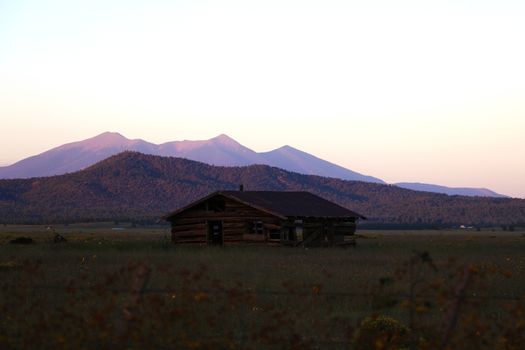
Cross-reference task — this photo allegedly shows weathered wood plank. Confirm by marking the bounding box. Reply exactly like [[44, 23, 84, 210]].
[[224, 237, 244, 242], [172, 229, 206, 236], [242, 233, 266, 241], [223, 222, 248, 228], [173, 230, 206, 237], [170, 218, 206, 225], [175, 210, 212, 218], [172, 223, 206, 231], [174, 239, 207, 244], [262, 223, 282, 230], [223, 233, 243, 238], [175, 233, 207, 239], [223, 230, 246, 237]]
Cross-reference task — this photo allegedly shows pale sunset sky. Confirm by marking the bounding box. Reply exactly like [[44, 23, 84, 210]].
[[0, 0, 524, 197]]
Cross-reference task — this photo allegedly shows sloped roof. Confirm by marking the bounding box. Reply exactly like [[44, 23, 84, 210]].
[[165, 191, 364, 220]]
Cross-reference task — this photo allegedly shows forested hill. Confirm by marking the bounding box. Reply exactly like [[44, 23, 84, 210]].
[[0, 152, 523, 226]]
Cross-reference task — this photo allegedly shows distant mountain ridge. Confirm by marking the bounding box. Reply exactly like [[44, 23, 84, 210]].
[[0, 132, 383, 183], [0, 132, 508, 198], [0, 152, 522, 225], [395, 183, 508, 198]]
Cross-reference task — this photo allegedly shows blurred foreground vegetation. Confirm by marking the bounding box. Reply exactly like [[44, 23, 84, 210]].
[[1, 224, 525, 349]]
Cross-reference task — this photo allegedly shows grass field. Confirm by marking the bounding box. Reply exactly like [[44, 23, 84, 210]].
[[1, 223, 525, 349]]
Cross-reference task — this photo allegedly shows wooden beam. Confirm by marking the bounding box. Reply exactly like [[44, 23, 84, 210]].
[[242, 233, 266, 241], [263, 223, 282, 230], [170, 218, 206, 225], [173, 230, 206, 237], [172, 223, 206, 231], [174, 232, 207, 239]]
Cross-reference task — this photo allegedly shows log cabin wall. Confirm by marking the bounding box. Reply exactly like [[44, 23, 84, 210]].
[[280, 218, 357, 247], [169, 195, 284, 244]]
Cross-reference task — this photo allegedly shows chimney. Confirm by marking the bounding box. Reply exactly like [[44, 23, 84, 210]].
[[239, 184, 244, 192]]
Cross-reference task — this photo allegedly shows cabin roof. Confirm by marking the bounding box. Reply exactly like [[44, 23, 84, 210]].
[[164, 190, 365, 220]]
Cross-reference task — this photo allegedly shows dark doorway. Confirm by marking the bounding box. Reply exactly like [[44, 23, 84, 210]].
[[208, 221, 223, 245]]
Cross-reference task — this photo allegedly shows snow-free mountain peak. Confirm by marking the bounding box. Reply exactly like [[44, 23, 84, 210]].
[[74, 131, 131, 149], [208, 133, 250, 150], [211, 133, 236, 142], [261, 144, 385, 184], [54, 131, 154, 152], [0, 132, 507, 197], [275, 145, 294, 151], [0, 132, 383, 184]]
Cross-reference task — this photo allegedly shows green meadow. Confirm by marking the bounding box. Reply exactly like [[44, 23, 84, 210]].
[[1, 223, 525, 349]]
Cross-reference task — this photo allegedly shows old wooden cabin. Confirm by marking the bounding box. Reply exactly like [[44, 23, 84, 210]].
[[164, 190, 364, 246]]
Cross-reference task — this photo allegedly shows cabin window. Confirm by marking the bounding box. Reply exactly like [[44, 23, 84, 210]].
[[251, 221, 264, 234]]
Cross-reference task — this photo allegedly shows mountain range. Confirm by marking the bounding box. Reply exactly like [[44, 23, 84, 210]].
[[0, 152, 522, 226], [0, 132, 507, 198], [394, 183, 506, 198], [0, 132, 382, 183]]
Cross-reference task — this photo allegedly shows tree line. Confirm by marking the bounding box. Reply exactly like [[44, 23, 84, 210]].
[[0, 152, 524, 226]]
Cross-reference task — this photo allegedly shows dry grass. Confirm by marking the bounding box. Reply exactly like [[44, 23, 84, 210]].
[[1, 224, 525, 349]]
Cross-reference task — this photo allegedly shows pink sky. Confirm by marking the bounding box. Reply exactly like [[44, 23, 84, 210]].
[[1, 1, 524, 197]]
